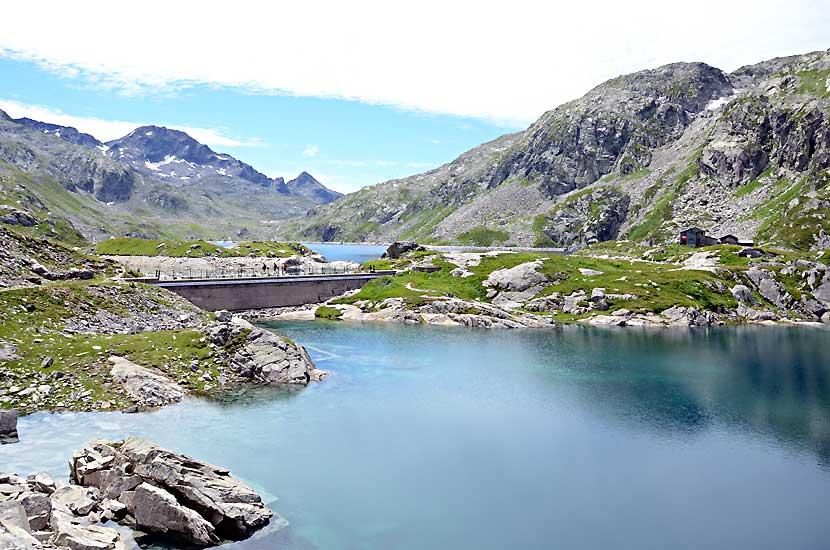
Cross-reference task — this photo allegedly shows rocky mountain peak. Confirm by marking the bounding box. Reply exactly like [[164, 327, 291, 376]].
[[594, 62, 732, 112], [286, 171, 343, 204], [105, 125, 273, 186], [107, 125, 216, 164], [487, 61, 733, 197]]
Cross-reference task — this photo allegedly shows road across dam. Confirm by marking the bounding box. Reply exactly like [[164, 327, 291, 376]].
[[146, 271, 395, 311]]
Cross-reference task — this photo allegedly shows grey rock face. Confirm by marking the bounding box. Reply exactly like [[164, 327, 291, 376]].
[[51, 513, 127, 550], [17, 491, 50, 531], [661, 306, 720, 326], [701, 95, 830, 186], [491, 63, 732, 196], [535, 188, 630, 248], [108, 356, 185, 408]]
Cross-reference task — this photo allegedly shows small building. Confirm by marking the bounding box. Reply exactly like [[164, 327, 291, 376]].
[[680, 228, 754, 247], [678, 227, 707, 247], [412, 263, 441, 273]]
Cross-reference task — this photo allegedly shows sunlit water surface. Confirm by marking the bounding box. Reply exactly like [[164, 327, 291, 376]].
[[302, 243, 387, 264], [3, 323, 830, 549]]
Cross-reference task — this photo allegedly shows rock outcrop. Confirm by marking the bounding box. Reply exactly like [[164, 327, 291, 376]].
[[382, 241, 425, 259], [0, 439, 275, 549], [206, 318, 322, 384], [69, 437, 274, 546]]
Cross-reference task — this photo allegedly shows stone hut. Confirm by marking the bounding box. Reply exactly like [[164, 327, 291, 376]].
[[679, 228, 707, 247], [719, 234, 739, 245]]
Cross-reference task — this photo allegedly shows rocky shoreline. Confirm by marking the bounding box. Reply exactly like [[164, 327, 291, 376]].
[[243, 243, 830, 329], [0, 300, 322, 418], [0, 438, 276, 549]]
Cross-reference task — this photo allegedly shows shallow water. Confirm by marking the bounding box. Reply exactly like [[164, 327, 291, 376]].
[[3, 323, 830, 549], [302, 242, 387, 264]]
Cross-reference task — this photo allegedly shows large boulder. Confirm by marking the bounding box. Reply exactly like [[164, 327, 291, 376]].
[[484, 261, 549, 293], [0, 501, 39, 550], [0, 410, 18, 444], [132, 483, 215, 546], [108, 356, 185, 408], [730, 284, 759, 306], [483, 261, 550, 307], [70, 437, 274, 546], [0, 208, 37, 227], [382, 241, 424, 259]]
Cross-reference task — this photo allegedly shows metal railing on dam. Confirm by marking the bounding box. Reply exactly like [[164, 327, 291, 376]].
[[129, 270, 396, 311], [144, 264, 360, 282]]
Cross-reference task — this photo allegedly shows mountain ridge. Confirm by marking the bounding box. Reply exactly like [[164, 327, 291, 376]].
[[278, 49, 830, 251], [3, 115, 341, 205], [0, 113, 334, 241]]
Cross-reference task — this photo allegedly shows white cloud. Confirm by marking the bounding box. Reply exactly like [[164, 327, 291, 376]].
[[0, 1, 826, 125], [302, 144, 319, 158], [0, 98, 259, 147]]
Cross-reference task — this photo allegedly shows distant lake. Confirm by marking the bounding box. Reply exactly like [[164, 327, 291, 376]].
[[5, 324, 830, 549], [303, 242, 388, 264], [207, 241, 387, 264]]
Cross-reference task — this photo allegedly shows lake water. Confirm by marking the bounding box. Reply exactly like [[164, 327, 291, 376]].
[[3, 323, 830, 549], [302, 243, 388, 264], [207, 242, 386, 265]]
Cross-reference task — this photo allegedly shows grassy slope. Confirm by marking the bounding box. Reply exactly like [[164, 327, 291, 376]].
[[95, 237, 310, 258], [337, 244, 815, 322], [0, 281, 251, 414]]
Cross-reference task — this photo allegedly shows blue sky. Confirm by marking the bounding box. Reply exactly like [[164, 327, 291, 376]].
[[0, 56, 518, 193], [1, 1, 827, 194]]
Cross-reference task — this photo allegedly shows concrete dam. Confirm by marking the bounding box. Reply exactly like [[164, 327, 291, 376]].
[[147, 271, 395, 311]]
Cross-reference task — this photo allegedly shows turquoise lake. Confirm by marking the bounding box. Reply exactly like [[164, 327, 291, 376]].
[[302, 242, 387, 264], [3, 323, 830, 549]]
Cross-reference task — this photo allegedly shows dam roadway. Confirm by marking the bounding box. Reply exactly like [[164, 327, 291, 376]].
[[143, 271, 395, 311]]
